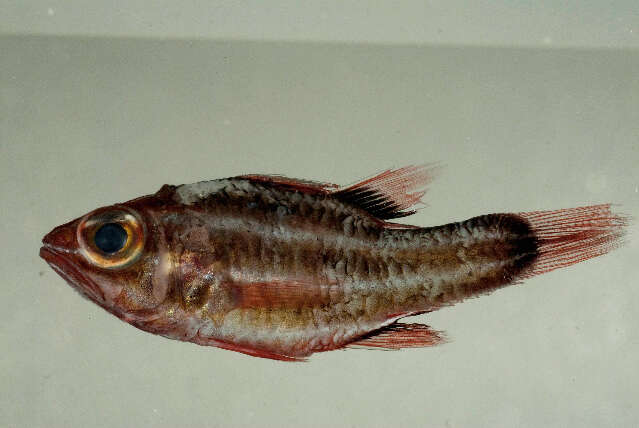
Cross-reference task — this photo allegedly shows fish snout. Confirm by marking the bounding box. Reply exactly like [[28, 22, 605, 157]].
[[41, 221, 78, 253]]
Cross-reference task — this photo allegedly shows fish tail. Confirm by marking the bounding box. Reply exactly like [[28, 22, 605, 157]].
[[460, 204, 628, 299], [396, 204, 628, 306], [516, 203, 628, 279]]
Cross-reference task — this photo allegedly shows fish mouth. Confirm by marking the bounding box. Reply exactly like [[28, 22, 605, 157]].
[[40, 245, 105, 302]]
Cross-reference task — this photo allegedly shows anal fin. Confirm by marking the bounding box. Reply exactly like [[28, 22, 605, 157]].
[[348, 323, 446, 350]]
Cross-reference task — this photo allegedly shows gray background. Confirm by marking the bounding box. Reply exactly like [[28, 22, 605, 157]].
[[1, 1, 638, 49], [2, 4, 639, 428]]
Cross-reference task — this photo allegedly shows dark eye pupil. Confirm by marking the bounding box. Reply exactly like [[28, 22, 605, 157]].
[[94, 223, 128, 254]]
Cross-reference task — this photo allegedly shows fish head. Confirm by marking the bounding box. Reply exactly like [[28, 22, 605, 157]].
[[39, 196, 176, 325]]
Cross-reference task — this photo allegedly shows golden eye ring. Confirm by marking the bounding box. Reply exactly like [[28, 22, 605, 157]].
[[77, 206, 146, 269]]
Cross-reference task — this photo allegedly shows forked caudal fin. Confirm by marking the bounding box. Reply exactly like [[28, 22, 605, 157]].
[[518, 204, 628, 278]]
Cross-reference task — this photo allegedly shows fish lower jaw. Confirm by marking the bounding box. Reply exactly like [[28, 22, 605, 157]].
[[40, 246, 105, 303]]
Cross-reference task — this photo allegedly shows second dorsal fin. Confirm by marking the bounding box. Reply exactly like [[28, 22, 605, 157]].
[[332, 165, 439, 220]]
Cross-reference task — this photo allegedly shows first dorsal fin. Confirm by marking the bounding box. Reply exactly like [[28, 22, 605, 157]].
[[239, 174, 339, 195], [241, 165, 439, 220], [332, 165, 439, 220]]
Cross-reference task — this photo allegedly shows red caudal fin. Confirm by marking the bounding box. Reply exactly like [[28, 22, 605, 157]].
[[518, 204, 629, 278], [348, 323, 447, 350], [332, 164, 440, 220]]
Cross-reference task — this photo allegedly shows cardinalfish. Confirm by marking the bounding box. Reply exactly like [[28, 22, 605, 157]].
[[40, 166, 627, 361]]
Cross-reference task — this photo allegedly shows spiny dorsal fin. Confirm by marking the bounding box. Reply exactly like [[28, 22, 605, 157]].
[[239, 174, 339, 195], [239, 165, 439, 220], [348, 323, 447, 350], [332, 165, 439, 220]]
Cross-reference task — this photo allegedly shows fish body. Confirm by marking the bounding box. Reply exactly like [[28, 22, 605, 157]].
[[40, 166, 626, 360]]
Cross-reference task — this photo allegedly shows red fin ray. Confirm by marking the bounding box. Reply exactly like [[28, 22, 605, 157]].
[[240, 174, 338, 195], [518, 204, 628, 278], [193, 335, 306, 362], [348, 323, 447, 350], [241, 165, 439, 221], [333, 164, 440, 220]]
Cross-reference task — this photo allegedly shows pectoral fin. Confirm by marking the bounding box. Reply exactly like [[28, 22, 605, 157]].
[[348, 323, 446, 350]]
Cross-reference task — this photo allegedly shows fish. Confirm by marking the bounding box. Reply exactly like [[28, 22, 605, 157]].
[[39, 166, 628, 361]]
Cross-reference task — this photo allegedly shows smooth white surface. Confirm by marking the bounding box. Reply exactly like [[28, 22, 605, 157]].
[[1, 1, 638, 48], [2, 35, 639, 427]]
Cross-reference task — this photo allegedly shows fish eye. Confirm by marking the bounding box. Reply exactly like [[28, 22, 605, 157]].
[[94, 223, 128, 254], [77, 207, 146, 269]]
